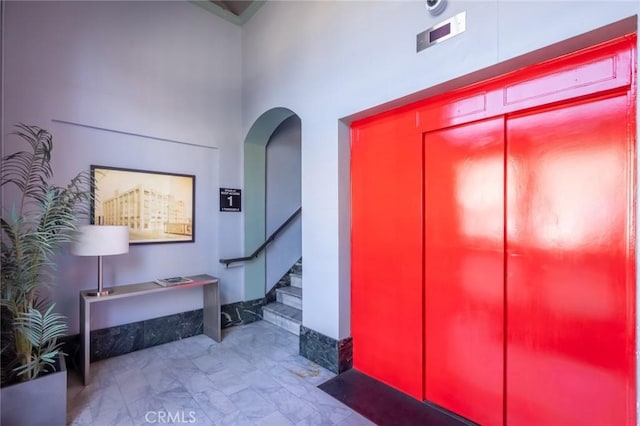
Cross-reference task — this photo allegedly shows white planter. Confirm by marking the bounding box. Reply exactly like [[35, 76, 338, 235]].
[[0, 354, 67, 426]]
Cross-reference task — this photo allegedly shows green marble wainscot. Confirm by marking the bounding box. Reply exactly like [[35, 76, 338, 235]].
[[220, 298, 264, 328], [90, 309, 203, 362], [300, 326, 353, 374]]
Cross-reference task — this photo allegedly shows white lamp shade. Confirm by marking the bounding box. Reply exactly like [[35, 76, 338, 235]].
[[71, 225, 130, 256]]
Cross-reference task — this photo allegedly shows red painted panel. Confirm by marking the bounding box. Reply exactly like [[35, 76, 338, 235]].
[[417, 89, 501, 134], [503, 52, 629, 108], [351, 111, 423, 399], [424, 117, 505, 425], [415, 35, 635, 134], [506, 95, 636, 425]]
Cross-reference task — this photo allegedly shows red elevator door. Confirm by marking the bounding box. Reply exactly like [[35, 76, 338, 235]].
[[351, 111, 424, 399], [505, 95, 636, 425], [351, 35, 636, 426], [424, 117, 505, 425]]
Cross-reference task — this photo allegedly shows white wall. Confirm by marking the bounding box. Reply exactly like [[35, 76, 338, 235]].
[[1, 0, 244, 333], [2, 0, 638, 345], [242, 1, 640, 340], [266, 115, 302, 291]]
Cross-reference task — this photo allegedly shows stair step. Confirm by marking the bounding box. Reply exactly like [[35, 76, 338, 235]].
[[263, 302, 302, 335], [291, 259, 302, 276], [290, 273, 302, 288], [276, 286, 302, 310]]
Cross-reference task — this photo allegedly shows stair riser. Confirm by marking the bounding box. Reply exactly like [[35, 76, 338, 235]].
[[263, 310, 301, 335], [277, 292, 302, 310], [290, 274, 302, 288]]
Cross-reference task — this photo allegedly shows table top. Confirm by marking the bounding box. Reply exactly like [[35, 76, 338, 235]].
[[80, 274, 218, 303]]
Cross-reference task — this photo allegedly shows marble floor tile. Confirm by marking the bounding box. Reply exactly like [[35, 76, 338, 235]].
[[181, 371, 217, 395], [168, 358, 203, 384], [267, 364, 316, 397], [125, 395, 167, 426], [262, 386, 317, 423], [66, 320, 367, 426], [67, 402, 93, 426], [339, 412, 378, 426], [87, 382, 127, 414], [144, 367, 183, 393], [88, 360, 119, 388], [299, 386, 357, 424], [191, 387, 238, 419], [207, 367, 251, 395], [255, 410, 296, 426], [241, 369, 283, 394], [231, 344, 281, 370], [91, 404, 134, 426], [227, 387, 278, 421], [216, 410, 255, 426], [117, 370, 154, 403]]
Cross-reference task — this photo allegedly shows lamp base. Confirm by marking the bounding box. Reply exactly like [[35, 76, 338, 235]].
[[87, 289, 111, 297]]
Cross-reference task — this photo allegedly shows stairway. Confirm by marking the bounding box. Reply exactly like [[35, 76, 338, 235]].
[[263, 263, 303, 335]]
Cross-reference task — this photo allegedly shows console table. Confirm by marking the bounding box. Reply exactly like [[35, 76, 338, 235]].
[[79, 274, 220, 385]]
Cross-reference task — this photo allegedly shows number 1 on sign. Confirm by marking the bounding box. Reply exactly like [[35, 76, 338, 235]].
[[227, 196, 233, 206]]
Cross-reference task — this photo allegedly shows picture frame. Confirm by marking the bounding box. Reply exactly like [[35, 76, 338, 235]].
[[91, 165, 195, 244]]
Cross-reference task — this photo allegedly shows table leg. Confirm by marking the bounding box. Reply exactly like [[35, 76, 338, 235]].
[[79, 295, 91, 385], [203, 282, 221, 342]]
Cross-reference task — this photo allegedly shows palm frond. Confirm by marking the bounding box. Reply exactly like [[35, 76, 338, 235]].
[[12, 304, 67, 380], [0, 124, 53, 211], [1, 124, 90, 383]]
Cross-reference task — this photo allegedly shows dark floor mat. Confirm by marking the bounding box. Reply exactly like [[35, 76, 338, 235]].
[[318, 369, 477, 426]]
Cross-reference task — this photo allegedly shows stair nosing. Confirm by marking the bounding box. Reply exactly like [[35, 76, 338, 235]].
[[276, 286, 302, 298], [263, 302, 302, 323]]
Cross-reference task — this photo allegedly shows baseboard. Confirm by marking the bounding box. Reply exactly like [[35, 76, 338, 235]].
[[62, 298, 266, 371], [299, 326, 352, 374]]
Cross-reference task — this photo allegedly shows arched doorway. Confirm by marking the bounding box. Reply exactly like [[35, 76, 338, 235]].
[[244, 107, 301, 300]]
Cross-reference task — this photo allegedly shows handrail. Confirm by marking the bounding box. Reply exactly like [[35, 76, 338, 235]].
[[219, 207, 301, 268]]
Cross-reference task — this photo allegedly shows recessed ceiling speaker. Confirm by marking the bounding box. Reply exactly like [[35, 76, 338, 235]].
[[426, 0, 448, 16]]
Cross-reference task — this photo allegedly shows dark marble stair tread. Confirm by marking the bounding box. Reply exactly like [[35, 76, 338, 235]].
[[263, 302, 302, 322]]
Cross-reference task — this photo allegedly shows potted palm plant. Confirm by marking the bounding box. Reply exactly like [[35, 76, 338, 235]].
[[0, 124, 92, 426]]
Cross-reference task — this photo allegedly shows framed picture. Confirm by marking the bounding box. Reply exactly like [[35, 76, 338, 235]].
[[91, 165, 195, 244]]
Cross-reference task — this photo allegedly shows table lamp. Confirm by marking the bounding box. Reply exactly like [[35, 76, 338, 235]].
[[71, 225, 129, 297]]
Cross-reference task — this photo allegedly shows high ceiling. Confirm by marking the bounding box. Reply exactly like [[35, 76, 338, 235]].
[[193, 0, 265, 26], [211, 1, 255, 17]]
